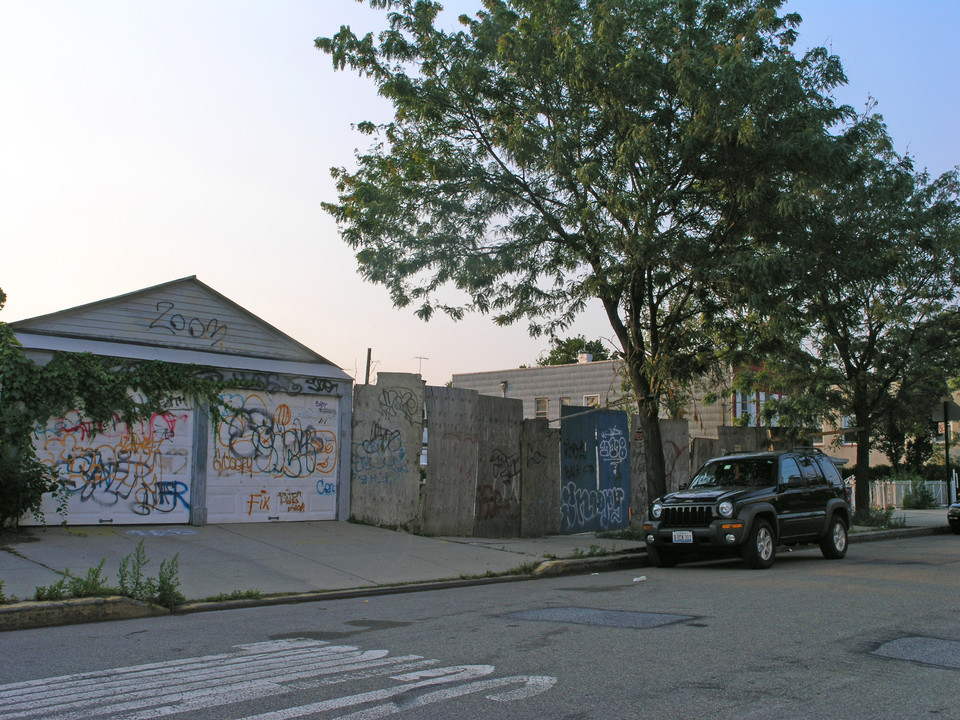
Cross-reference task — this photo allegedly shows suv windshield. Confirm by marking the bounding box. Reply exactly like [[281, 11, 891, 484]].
[[690, 458, 776, 488]]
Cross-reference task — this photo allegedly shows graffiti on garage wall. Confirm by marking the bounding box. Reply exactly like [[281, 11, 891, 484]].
[[208, 391, 340, 519], [212, 392, 338, 481], [33, 405, 192, 517]]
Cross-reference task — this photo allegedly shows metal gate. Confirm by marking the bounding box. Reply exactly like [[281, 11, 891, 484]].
[[560, 406, 630, 534]]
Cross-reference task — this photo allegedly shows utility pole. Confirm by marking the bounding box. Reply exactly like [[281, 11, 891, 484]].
[[415, 356, 428, 375]]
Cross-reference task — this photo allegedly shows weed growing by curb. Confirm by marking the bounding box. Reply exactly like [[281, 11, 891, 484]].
[[33, 576, 68, 601], [852, 507, 907, 529], [32, 540, 184, 609], [68, 559, 113, 598]]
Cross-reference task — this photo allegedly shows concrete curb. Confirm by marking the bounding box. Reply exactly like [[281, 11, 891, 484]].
[[533, 553, 646, 577], [0, 596, 169, 632], [174, 574, 532, 616], [849, 525, 952, 543], [0, 525, 949, 632]]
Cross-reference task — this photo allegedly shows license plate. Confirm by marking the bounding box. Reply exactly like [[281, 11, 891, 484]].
[[672, 530, 693, 544]]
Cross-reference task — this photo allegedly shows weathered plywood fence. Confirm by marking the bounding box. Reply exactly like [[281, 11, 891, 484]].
[[353, 373, 695, 538]]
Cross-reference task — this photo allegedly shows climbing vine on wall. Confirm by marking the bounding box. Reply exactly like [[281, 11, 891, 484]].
[[0, 289, 252, 528]]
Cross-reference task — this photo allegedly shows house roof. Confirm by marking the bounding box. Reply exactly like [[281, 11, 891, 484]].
[[11, 276, 351, 380]]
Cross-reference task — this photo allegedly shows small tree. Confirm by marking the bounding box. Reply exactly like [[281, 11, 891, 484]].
[[537, 336, 611, 366]]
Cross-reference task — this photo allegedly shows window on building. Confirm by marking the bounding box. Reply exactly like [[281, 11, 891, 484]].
[[535, 397, 549, 418], [841, 416, 856, 444], [560, 397, 571, 407], [734, 391, 782, 427], [583, 394, 600, 408]]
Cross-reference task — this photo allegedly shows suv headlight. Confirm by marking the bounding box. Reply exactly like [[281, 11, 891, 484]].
[[718, 501, 734, 518], [651, 503, 663, 519]]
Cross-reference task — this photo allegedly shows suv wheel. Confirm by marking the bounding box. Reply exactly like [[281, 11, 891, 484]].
[[741, 519, 776, 569], [819, 515, 848, 559], [647, 545, 677, 568]]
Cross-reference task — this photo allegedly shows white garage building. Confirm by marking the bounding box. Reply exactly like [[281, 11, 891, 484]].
[[12, 277, 353, 526]]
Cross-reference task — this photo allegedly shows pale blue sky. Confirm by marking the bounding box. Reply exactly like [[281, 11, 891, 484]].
[[2, 1, 957, 386]]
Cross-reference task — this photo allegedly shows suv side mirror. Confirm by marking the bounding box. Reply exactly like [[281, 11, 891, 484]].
[[679, 482, 689, 490]]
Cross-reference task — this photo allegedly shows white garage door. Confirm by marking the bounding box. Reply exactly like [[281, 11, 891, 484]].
[[28, 405, 194, 525], [205, 390, 339, 523]]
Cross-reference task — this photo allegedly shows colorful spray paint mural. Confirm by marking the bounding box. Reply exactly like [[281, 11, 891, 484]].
[[206, 390, 339, 522], [30, 400, 193, 525]]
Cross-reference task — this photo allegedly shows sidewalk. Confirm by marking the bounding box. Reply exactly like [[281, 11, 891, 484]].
[[0, 508, 952, 631]]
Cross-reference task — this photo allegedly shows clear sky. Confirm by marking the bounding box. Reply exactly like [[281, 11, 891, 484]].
[[2, 1, 957, 387]]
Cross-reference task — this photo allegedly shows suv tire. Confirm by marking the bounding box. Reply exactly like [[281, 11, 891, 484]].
[[741, 518, 776, 569], [647, 545, 677, 568], [819, 515, 848, 559]]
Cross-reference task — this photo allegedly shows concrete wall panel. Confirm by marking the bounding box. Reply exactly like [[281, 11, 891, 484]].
[[520, 419, 560, 537], [349, 373, 424, 528], [422, 387, 479, 536], [474, 395, 523, 538]]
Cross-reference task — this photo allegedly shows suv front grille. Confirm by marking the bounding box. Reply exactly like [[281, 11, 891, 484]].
[[662, 505, 714, 528]]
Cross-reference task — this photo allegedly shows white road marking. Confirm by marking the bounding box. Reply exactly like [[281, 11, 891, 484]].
[[0, 639, 556, 720]]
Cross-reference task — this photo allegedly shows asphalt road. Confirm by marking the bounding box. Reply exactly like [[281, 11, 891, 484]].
[[2, 535, 959, 719]]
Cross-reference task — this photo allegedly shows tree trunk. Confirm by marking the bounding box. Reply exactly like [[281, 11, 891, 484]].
[[627, 359, 667, 501], [639, 398, 667, 500], [854, 413, 872, 518]]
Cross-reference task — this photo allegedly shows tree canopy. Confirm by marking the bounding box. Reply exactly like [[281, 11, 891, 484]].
[[317, 0, 850, 498], [750, 116, 960, 512]]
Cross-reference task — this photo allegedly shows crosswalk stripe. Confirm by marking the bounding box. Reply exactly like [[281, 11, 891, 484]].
[[0, 639, 557, 720]]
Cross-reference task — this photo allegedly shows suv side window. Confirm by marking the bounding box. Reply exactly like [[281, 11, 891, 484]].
[[780, 457, 802, 485], [814, 455, 844, 488], [799, 457, 825, 486]]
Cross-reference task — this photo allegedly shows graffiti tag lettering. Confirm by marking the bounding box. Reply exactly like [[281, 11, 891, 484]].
[[148, 301, 228, 345]]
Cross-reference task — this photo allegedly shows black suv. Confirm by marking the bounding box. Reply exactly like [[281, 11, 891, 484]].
[[643, 448, 851, 569]]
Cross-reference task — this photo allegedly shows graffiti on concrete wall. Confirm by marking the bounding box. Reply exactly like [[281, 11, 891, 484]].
[[378, 388, 420, 425], [212, 392, 338, 480], [476, 483, 512, 520], [33, 405, 192, 517], [491, 448, 521, 485], [352, 386, 422, 487], [352, 421, 410, 485]]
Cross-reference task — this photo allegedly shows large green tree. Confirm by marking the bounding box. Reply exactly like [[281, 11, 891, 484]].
[[317, 0, 848, 499], [754, 117, 960, 515]]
